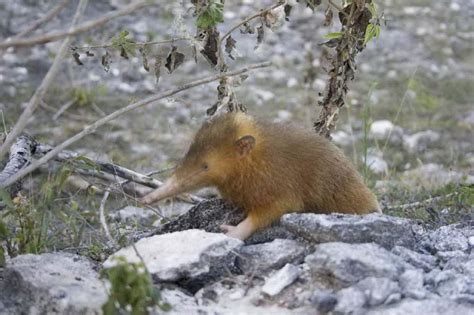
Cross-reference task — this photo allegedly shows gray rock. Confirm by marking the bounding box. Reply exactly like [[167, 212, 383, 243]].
[[104, 230, 242, 283], [399, 269, 428, 300], [384, 293, 402, 305], [356, 277, 401, 306], [261, 264, 301, 296], [401, 164, 474, 190], [281, 213, 417, 249], [331, 130, 354, 147], [433, 270, 474, 297], [403, 130, 440, 153], [335, 286, 366, 315], [309, 290, 338, 313], [158, 288, 199, 315], [366, 153, 389, 175], [0, 253, 107, 315], [235, 239, 306, 273], [369, 120, 404, 144], [305, 243, 408, 287], [418, 221, 472, 254], [109, 205, 157, 224], [391, 246, 438, 272], [195, 275, 308, 314], [436, 250, 467, 264], [444, 254, 474, 277], [366, 298, 473, 315]]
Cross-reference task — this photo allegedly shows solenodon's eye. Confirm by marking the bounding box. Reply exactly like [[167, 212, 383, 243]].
[[202, 163, 209, 171]]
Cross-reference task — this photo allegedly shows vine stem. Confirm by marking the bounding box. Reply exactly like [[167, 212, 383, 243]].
[[74, 37, 190, 51]]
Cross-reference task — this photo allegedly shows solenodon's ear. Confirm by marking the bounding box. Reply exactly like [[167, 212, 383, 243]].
[[235, 135, 256, 156]]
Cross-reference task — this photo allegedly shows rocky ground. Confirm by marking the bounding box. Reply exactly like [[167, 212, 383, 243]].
[[1, 200, 473, 314], [0, 0, 473, 314]]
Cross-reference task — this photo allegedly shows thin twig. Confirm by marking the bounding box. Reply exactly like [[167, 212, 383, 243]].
[[74, 37, 189, 51], [327, 0, 344, 13], [385, 193, 457, 211], [0, 61, 271, 189], [0, 0, 153, 49], [7, 0, 70, 41], [52, 99, 75, 121], [217, 1, 284, 70], [0, 0, 89, 160], [220, 2, 285, 44], [99, 190, 116, 246], [35, 144, 202, 204], [40, 100, 92, 122]]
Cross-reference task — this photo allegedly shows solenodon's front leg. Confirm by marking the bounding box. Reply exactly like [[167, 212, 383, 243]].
[[220, 216, 256, 241]]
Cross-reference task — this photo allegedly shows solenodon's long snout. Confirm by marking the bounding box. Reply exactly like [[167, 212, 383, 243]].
[[139, 175, 182, 205]]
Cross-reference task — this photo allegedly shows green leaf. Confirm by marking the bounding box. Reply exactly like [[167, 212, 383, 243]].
[[368, 2, 378, 17], [0, 247, 5, 267], [111, 29, 137, 57], [196, 1, 224, 28], [0, 220, 8, 240], [0, 189, 14, 208], [364, 23, 380, 45], [323, 32, 343, 40], [73, 156, 99, 171]]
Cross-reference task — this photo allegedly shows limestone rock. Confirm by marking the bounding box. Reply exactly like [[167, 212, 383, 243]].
[[0, 253, 107, 315], [104, 230, 242, 283], [305, 243, 408, 287], [281, 213, 417, 249], [391, 246, 438, 272], [235, 239, 306, 273], [261, 264, 301, 296], [366, 298, 473, 315]]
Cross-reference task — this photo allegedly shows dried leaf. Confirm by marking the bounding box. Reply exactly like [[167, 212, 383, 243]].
[[120, 47, 128, 59], [192, 45, 198, 63], [255, 25, 265, 49], [307, 0, 321, 11], [319, 38, 339, 48], [154, 55, 162, 84], [200, 28, 220, 66], [263, 10, 277, 28], [284, 5, 292, 21], [101, 50, 112, 72], [72, 50, 83, 66], [139, 46, 150, 72], [324, 6, 333, 26], [225, 35, 236, 60], [240, 22, 255, 34], [206, 102, 218, 116], [165, 46, 185, 73]]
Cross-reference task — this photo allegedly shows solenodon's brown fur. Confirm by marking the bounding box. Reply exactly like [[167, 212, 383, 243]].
[[140, 112, 380, 239]]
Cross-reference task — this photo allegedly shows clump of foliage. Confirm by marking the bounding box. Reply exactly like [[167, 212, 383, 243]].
[[194, 0, 224, 28], [101, 257, 171, 315]]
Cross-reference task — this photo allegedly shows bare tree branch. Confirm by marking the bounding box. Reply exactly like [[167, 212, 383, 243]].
[[0, 61, 272, 189], [0, 0, 153, 49], [7, 0, 70, 42], [35, 144, 203, 204], [0, 136, 36, 196], [0, 0, 89, 161]]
